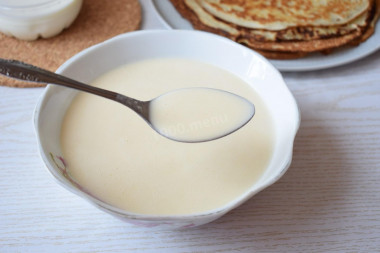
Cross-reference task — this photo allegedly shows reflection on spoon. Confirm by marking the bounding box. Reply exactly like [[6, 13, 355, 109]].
[[0, 58, 254, 143]]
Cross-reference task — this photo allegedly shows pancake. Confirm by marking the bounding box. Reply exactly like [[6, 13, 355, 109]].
[[253, 49, 308, 59], [351, 0, 380, 44], [238, 30, 362, 52], [238, 0, 377, 53], [169, 0, 379, 59], [182, 0, 370, 42], [200, 0, 370, 30]]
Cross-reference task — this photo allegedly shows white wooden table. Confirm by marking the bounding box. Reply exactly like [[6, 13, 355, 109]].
[[1, 2, 380, 252]]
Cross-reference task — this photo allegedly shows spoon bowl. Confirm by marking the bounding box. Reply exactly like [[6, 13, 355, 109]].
[[150, 87, 254, 142]]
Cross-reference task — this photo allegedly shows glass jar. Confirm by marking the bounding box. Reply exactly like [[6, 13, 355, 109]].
[[0, 0, 83, 40]]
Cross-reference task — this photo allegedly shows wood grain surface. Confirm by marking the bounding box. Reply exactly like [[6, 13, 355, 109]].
[[1, 3, 380, 252]]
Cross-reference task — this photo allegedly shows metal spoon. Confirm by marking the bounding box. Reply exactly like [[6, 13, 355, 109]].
[[0, 58, 255, 143]]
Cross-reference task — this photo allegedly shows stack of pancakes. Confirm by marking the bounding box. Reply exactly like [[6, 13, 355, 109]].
[[169, 0, 380, 59]]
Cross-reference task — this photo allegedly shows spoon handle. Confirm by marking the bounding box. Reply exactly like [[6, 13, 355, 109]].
[[0, 58, 147, 116], [0, 58, 120, 98]]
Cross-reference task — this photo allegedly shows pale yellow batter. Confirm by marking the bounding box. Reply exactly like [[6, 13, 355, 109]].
[[60, 58, 274, 215]]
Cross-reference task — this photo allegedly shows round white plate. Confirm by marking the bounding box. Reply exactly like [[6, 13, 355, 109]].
[[152, 0, 380, 72]]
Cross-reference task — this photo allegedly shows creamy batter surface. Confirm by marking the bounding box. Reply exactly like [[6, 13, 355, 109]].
[[60, 58, 274, 215]]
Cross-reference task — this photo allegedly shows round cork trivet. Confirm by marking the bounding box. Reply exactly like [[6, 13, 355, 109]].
[[0, 0, 141, 88]]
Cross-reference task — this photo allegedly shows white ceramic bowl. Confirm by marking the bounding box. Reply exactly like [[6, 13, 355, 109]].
[[34, 30, 300, 229]]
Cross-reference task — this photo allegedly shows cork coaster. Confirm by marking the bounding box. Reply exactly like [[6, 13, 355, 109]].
[[0, 0, 141, 88]]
